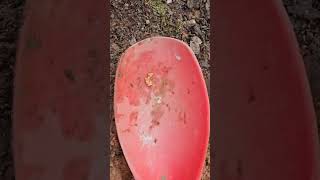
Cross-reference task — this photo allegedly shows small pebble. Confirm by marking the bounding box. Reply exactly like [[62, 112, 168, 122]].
[[184, 19, 196, 27], [187, 0, 200, 9], [206, 0, 210, 12], [187, 0, 194, 9], [190, 36, 202, 55], [130, 37, 137, 45], [124, 3, 129, 9]]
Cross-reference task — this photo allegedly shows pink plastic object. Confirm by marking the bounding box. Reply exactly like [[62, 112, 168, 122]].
[[114, 37, 210, 180]]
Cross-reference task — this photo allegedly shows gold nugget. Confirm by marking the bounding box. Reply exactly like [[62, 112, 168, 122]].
[[145, 73, 154, 87]]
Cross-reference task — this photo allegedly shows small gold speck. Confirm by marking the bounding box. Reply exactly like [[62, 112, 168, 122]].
[[145, 73, 154, 87]]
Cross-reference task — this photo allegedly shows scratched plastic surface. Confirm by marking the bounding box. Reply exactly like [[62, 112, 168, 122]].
[[114, 37, 210, 180]]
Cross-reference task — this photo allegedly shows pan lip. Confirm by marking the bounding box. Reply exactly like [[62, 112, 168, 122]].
[[113, 36, 210, 179]]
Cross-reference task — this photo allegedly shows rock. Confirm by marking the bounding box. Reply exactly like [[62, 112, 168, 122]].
[[146, 20, 150, 24], [206, 0, 210, 12], [193, 25, 203, 36], [184, 19, 196, 27], [187, 0, 194, 9], [124, 3, 129, 9], [130, 37, 136, 45], [190, 36, 202, 55], [187, 0, 200, 9], [201, 60, 210, 68], [166, 0, 173, 4]]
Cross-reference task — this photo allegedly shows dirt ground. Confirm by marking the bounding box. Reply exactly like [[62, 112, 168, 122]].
[[0, 0, 320, 180], [283, 0, 320, 134]]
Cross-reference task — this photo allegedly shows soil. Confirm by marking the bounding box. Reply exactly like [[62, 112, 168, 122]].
[[0, 0, 25, 179], [0, 0, 319, 180]]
